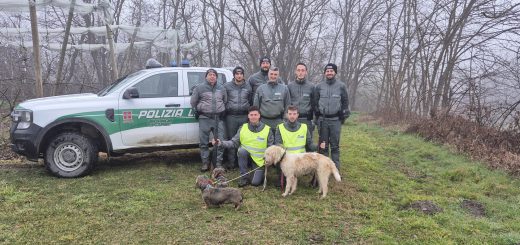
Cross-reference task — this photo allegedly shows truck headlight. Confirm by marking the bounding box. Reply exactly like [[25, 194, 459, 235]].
[[11, 109, 33, 129]]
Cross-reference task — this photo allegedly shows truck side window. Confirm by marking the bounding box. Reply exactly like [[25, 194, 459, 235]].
[[187, 72, 227, 95], [161, 72, 179, 97], [134, 72, 179, 98]]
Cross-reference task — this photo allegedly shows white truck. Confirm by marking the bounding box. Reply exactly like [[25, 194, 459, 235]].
[[10, 67, 233, 177]]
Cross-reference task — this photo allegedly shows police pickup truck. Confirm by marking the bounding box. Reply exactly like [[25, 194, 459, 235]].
[[10, 67, 233, 177]]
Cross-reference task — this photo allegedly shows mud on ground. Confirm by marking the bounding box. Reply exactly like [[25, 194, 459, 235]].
[[0, 115, 24, 163], [403, 200, 443, 215], [461, 199, 486, 217]]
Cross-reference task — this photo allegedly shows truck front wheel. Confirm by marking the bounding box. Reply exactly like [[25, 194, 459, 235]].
[[44, 132, 98, 178]]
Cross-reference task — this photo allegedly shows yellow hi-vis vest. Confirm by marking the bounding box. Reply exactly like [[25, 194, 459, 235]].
[[240, 123, 271, 166], [278, 123, 307, 153]]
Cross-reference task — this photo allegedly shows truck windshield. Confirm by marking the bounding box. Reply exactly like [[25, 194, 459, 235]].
[[97, 70, 147, 96]]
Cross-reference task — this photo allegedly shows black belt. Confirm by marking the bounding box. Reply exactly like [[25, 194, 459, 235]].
[[324, 114, 338, 118], [202, 112, 224, 118], [227, 111, 247, 116]]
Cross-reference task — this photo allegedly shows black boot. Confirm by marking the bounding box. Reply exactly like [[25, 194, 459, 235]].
[[224, 161, 236, 170], [309, 174, 318, 188], [200, 162, 210, 172], [238, 178, 250, 187], [274, 174, 286, 189]]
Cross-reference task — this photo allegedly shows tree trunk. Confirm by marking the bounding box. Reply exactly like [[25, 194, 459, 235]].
[[28, 0, 43, 97], [54, 0, 75, 96]]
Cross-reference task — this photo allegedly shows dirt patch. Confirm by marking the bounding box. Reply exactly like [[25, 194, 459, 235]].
[[405, 200, 443, 215], [1, 150, 200, 170], [0, 115, 23, 162], [107, 149, 200, 165], [461, 199, 486, 217], [0, 144, 21, 161], [0, 161, 42, 169], [308, 233, 324, 244]]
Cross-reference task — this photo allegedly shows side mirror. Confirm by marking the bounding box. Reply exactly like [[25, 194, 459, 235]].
[[123, 87, 139, 99]]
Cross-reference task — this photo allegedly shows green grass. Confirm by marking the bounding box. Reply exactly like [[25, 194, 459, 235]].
[[1, 115, 520, 244]]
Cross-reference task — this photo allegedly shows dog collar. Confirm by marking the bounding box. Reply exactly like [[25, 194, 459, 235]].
[[276, 150, 287, 165]]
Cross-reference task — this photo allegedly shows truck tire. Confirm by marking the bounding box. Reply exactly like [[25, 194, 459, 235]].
[[44, 132, 98, 178]]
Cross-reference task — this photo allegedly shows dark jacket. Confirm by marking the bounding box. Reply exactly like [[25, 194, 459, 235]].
[[248, 70, 284, 94], [221, 121, 274, 149], [253, 81, 291, 119], [224, 79, 252, 115], [288, 78, 315, 119], [190, 80, 227, 118], [247, 70, 269, 94], [314, 78, 349, 119]]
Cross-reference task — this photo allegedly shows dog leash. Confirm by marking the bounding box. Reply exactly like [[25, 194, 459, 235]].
[[262, 166, 268, 191], [277, 150, 287, 193], [215, 165, 263, 186], [214, 148, 287, 190]]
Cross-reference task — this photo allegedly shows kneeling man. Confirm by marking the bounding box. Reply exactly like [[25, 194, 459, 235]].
[[275, 105, 317, 153], [275, 105, 321, 187], [214, 106, 274, 187]]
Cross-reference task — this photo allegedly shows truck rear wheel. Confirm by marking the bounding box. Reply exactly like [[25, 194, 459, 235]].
[[44, 132, 98, 178]]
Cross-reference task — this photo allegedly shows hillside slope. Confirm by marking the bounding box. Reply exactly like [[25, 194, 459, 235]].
[[1, 115, 519, 244]]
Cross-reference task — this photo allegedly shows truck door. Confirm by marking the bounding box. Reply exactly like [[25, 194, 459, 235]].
[[118, 71, 187, 147]]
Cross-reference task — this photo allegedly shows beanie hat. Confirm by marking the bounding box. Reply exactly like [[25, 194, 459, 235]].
[[259, 56, 271, 65], [324, 63, 337, 74], [205, 68, 218, 78], [233, 66, 244, 76]]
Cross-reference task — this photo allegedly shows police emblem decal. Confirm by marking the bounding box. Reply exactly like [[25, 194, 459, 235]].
[[123, 111, 133, 123]]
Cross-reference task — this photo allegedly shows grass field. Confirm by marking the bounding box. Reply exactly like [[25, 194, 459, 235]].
[[1, 116, 520, 244]]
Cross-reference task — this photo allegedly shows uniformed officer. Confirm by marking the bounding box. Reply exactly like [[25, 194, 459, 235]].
[[190, 69, 227, 172], [248, 56, 271, 94], [223, 66, 253, 169], [214, 106, 274, 187], [274, 105, 317, 153], [288, 62, 316, 141], [275, 105, 321, 187], [314, 63, 350, 170], [253, 67, 291, 131]]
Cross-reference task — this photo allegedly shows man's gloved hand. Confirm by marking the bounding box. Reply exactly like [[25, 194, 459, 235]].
[[338, 111, 346, 124], [219, 111, 226, 120], [345, 110, 351, 119], [314, 111, 321, 119], [194, 110, 199, 120]]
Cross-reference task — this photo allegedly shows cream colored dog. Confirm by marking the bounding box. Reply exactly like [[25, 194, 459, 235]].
[[264, 145, 342, 198]]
